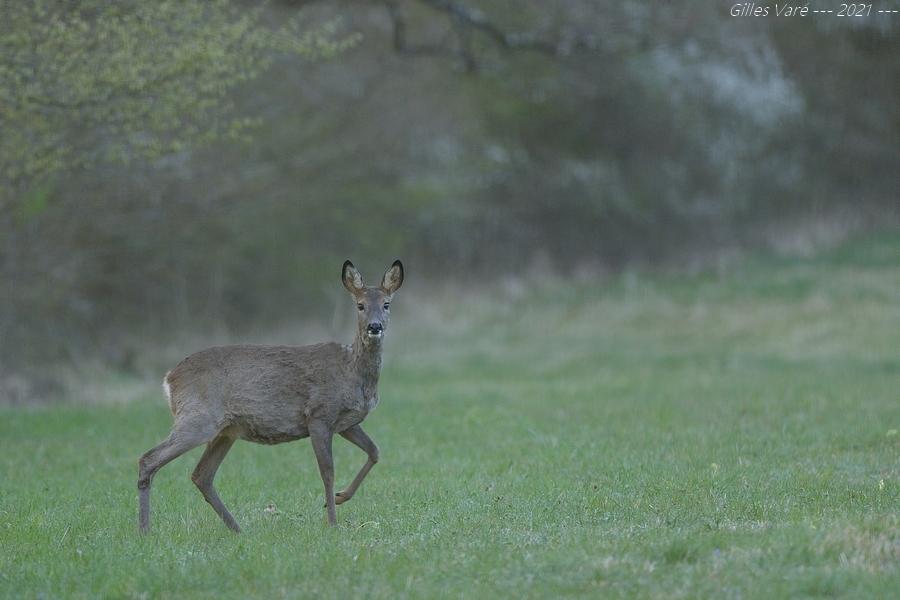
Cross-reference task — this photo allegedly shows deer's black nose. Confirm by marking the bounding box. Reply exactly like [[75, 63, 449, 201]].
[[367, 323, 383, 334]]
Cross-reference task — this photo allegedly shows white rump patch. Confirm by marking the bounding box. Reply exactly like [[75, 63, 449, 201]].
[[163, 371, 175, 413]]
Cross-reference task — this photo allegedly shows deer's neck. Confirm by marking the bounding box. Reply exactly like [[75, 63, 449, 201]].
[[351, 335, 382, 390]]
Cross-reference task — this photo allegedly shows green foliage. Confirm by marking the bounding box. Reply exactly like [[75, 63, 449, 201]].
[[0, 0, 353, 205], [1, 240, 899, 597], [17, 184, 52, 221]]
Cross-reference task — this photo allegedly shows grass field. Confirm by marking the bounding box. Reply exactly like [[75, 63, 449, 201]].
[[2, 235, 899, 599]]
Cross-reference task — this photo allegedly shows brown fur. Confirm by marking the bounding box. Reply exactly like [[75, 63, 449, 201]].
[[137, 260, 404, 532]]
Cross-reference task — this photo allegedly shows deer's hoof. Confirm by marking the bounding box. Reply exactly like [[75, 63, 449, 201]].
[[326, 492, 349, 507]]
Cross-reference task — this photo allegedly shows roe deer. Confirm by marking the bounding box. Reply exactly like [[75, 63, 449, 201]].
[[137, 260, 404, 532]]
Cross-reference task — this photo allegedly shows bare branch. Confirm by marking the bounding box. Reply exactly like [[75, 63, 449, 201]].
[[381, 0, 600, 71], [416, 0, 557, 54]]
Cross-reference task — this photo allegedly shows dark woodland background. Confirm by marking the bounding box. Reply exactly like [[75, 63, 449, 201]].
[[1, 1, 897, 400]]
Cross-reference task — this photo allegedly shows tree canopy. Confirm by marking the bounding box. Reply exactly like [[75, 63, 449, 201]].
[[0, 0, 351, 208]]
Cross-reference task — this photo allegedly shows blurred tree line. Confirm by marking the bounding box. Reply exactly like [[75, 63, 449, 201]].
[[1, 0, 898, 393]]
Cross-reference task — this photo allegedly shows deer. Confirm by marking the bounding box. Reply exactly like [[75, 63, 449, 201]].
[[137, 260, 404, 533]]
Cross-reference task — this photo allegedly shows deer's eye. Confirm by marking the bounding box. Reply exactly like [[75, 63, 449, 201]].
[[357, 303, 365, 311], [383, 303, 390, 310]]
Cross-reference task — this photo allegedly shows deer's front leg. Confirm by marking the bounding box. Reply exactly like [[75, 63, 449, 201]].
[[335, 424, 379, 505], [309, 422, 337, 525]]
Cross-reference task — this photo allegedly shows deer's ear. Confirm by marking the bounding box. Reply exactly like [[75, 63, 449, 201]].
[[342, 260, 364, 294], [381, 260, 404, 294]]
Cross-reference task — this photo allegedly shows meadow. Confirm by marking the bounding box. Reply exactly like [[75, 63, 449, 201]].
[[2, 235, 898, 599]]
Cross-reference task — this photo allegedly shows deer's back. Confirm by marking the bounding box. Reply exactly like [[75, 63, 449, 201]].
[[164, 343, 354, 444]]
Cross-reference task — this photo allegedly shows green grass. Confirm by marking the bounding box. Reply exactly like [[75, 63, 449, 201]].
[[2, 234, 899, 599]]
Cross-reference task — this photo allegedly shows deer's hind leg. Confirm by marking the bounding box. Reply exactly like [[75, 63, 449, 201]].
[[335, 425, 379, 506], [138, 417, 218, 533], [191, 433, 240, 533]]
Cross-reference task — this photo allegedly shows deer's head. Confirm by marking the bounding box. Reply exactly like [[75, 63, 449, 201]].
[[342, 260, 404, 345]]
